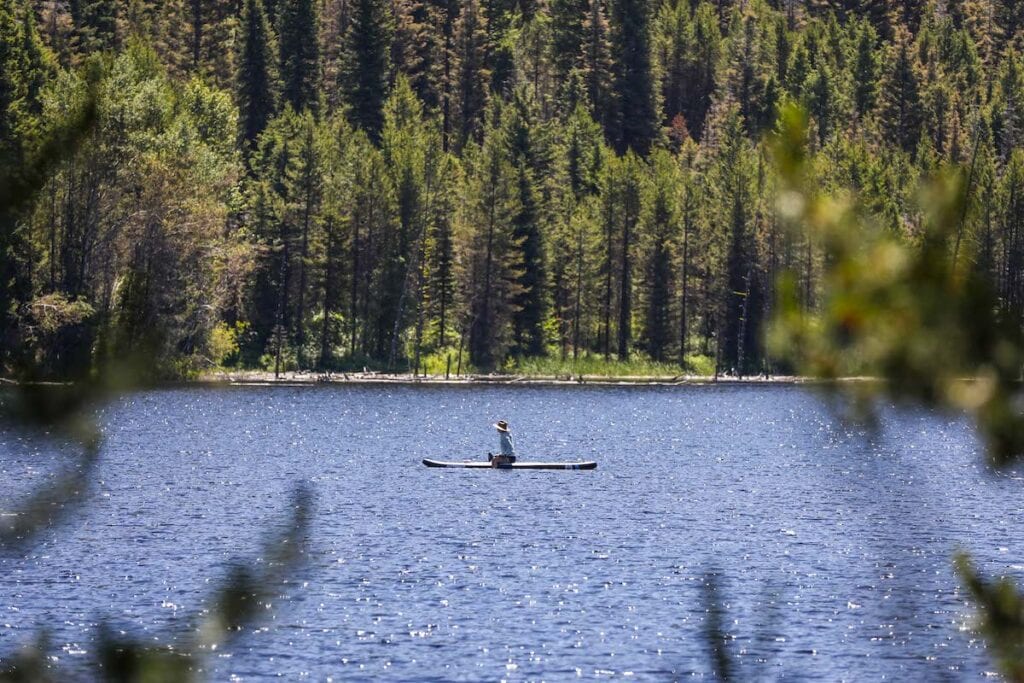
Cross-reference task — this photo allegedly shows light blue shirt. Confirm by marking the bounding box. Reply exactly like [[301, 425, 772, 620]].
[[498, 431, 515, 456]]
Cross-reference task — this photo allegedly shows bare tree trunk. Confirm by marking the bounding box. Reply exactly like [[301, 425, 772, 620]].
[[617, 190, 634, 360], [388, 215, 427, 371], [679, 208, 690, 368], [274, 243, 290, 379], [319, 219, 335, 369], [603, 202, 613, 361], [573, 219, 584, 362], [296, 170, 313, 369], [737, 264, 751, 379], [349, 215, 360, 359]]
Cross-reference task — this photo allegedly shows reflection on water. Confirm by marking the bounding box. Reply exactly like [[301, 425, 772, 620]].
[[0, 384, 1019, 679]]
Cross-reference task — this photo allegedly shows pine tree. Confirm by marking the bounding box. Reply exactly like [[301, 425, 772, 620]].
[[75, 0, 120, 53], [684, 2, 722, 141], [17, 1, 52, 123], [640, 150, 678, 362], [597, 152, 641, 359], [392, 0, 444, 112], [805, 62, 841, 145], [481, 0, 515, 94], [852, 19, 879, 118], [998, 150, 1024, 318], [505, 92, 548, 357], [654, 0, 690, 129], [580, 0, 613, 133], [453, 0, 489, 150], [278, 0, 321, 114], [0, 0, 27, 369], [237, 0, 279, 149], [435, 0, 460, 150], [721, 7, 775, 139], [550, 0, 588, 83], [879, 31, 924, 153], [187, 0, 239, 85], [1000, 49, 1024, 159], [380, 77, 435, 367], [712, 107, 759, 374], [460, 107, 523, 370], [340, 0, 392, 143], [347, 132, 398, 357], [608, 0, 658, 155]]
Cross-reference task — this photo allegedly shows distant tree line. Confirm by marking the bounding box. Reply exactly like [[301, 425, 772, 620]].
[[2, 0, 1024, 377]]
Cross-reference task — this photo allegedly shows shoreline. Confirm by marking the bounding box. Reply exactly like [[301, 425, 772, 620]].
[[190, 369, 823, 388]]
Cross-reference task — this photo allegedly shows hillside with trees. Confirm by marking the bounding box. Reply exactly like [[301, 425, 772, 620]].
[[2, 0, 1024, 378]]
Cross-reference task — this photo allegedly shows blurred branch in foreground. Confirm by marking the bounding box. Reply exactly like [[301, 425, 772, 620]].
[[768, 103, 1024, 679], [956, 553, 1024, 683], [0, 486, 313, 682], [769, 104, 1024, 468], [1, 74, 317, 680]]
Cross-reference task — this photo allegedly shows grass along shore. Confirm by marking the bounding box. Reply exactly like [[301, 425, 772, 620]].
[[189, 351, 814, 385]]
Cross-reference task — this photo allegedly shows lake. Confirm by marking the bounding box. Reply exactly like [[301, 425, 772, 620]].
[[1, 384, 1021, 680]]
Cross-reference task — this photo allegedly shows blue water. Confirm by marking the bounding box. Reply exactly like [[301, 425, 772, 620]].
[[1, 384, 1022, 680]]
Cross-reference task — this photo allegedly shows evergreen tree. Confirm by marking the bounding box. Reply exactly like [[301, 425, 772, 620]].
[[237, 0, 279, 149], [75, 0, 119, 53], [1000, 49, 1024, 158], [608, 0, 658, 154], [995, 0, 1024, 51], [505, 92, 548, 357], [716, 108, 760, 374], [597, 151, 641, 359], [654, 0, 690, 129], [997, 150, 1024, 318], [684, 2, 722, 141], [721, 7, 776, 139], [278, 0, 321, 114], [392, 0, 444, 112], [550, 0, 588, 83], [460, 107, 523, 370], [340, 0, 392, 143], [381, 77, 434, 367], [852, 19, 879, 118], [640, 150, 678, 362], [186, 0, 239, 86], [879, 31, 924, 153], [580, 0, 613, 133], [805, 62, 841, 145], [453, 0, 489, 150]]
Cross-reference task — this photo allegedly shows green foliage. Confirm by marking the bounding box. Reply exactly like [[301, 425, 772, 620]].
[[769, 104, 1024, 678], [237, 0, 279, 148], [340, 0, 392, 142], [5, 0, 1024, 383], [278, 0, 320, 114], [511, 349, 697, 377], [608, 0, 658, 154]]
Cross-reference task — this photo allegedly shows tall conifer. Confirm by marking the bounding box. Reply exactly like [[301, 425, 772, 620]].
[[880, 31, 924, 153], [278, 0, 321, 114], [453, 0, 489, 150], [608, 0, 658, 155], [340, 0, 392, 143], [237, 0, 279, 148]]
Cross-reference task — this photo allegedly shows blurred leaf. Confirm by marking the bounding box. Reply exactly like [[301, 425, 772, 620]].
[[196, 485, 314, 651], [0, 440, 98, 553], [955, 553, 1024, 682], [768, 103, 1024, 467], [0, 633, 53, 683], [701, 572, 733, 682]]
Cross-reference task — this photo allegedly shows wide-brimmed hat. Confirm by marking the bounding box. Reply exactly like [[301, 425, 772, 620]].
[[494, 420, 510, 432]]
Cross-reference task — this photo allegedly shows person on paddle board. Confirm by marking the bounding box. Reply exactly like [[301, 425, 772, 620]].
[[489, 420, 517, 465]]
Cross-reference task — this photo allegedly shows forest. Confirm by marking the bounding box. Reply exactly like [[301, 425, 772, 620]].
[[1, 0, 1023, 379]]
